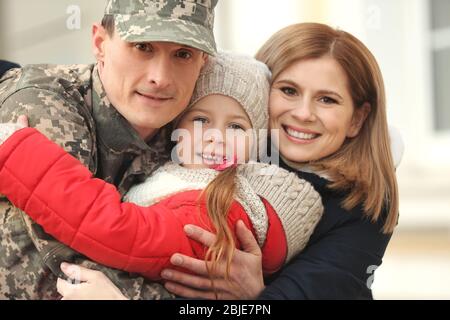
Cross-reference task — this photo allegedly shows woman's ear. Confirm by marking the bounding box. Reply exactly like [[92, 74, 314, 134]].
[[347, 102, 371, 138], [92, 23, 107, 63]]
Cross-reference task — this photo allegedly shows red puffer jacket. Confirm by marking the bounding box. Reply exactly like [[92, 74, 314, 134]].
[[0, 128, 287, 280]]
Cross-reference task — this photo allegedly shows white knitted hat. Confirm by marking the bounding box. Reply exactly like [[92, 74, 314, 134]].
[[183, 51, 271, 133]]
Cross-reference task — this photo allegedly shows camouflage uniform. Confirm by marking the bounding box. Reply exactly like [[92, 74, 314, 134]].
[[0, 0, 218, 300]]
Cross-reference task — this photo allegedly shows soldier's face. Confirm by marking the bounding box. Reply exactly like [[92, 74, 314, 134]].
[[93, 25, 207, 140]]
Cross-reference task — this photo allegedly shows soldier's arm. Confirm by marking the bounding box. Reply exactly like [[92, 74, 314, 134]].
[[0, 88, 173, 300], [0, 87, 94, 277], [0, 87, 94, 167]]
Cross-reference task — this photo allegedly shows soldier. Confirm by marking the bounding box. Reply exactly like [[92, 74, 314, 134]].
[[0, 0, 218, 300]]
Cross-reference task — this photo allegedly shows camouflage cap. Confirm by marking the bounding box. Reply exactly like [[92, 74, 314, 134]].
[[105, 0, 218, 55]]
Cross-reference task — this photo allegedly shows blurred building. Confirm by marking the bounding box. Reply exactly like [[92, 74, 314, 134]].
[[0, 0, 449, 299]]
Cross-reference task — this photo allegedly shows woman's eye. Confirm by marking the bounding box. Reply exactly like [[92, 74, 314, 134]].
[[319, 96, 338, 105], [280, 87, 297, 96], [175, 50, 193, 60], [135, 43, 152, 52]]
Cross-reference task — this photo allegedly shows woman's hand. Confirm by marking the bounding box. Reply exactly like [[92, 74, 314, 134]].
[[57, 262, 128, 300], [0, 115, 28, 145], [161, 220, 265, 300]]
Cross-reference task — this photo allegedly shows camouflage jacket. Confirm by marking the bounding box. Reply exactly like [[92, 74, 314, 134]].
[[0, 65, 173, 300]]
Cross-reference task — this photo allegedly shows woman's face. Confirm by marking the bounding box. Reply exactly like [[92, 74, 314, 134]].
[[269, 56, 367, 163]]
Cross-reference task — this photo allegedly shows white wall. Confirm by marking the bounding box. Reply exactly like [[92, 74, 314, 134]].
[[0, 0, 105, 64], [356, 0, 450, 228], [214, 0, 305, 55]]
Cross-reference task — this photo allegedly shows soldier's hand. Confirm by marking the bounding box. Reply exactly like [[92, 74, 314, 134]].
[[0, 115, 29, 145], [57, 262, 128, 300], [161, 221, 265, 300]]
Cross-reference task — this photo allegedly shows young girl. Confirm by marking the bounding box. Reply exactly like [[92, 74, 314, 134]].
[[0, 52, 323, 285]]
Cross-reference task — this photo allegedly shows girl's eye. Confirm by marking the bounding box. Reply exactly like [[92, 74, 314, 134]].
[[135, 43, 152, 53], [319, 96, 338, 105], [193, 117, 208, 124], [280, 86, 298, 96], [175, 49, 193, 60], [229, 123, 245, 131]]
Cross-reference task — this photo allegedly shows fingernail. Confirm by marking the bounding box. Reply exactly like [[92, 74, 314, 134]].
[[184, 225, 194, 235], [61, 262, 75, 275], [172, 255, 183, 266], [161, 270, 172, 279], [60, 262, 69, 271]]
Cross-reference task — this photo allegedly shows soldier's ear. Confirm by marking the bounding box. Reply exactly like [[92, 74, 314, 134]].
[[201, 53, 209, 66], [92, 23, 107, 63]]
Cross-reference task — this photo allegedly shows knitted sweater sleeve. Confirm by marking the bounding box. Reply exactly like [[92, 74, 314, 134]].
[[0, 128, 196, 280]]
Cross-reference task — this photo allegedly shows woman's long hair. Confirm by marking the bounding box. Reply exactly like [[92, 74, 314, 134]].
[[256, 23, 398, 233]]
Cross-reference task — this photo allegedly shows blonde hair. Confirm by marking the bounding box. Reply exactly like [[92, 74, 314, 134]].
[[196, 167, 237, 298], [256, 23, 398, 233]]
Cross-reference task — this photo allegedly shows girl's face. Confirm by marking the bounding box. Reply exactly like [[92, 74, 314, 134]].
[[175, 94, 253, 169], [269, 56, 369, 163]]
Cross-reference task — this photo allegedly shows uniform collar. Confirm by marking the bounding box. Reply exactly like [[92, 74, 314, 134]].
[[91, 65, 153, 153]]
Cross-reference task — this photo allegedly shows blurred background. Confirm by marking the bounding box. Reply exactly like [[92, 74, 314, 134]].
[[0, 0, 449, 299]]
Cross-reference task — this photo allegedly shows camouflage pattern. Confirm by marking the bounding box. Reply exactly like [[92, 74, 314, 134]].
[[0, 64, 174, 300], [105, 0, 218, 55]]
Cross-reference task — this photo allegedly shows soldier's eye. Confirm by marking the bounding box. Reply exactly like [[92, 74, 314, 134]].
[[175, 49, 193, 60], [135, 43, 152, 53]]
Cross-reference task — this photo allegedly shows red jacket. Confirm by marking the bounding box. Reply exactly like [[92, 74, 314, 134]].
[[0, 128, 287, 280]]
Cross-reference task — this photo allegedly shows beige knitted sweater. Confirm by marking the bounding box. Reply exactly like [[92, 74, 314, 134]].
[[125, 161, 324, 263]]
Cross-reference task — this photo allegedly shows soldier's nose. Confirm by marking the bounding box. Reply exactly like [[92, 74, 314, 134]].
[[147, 57, 172, 89]]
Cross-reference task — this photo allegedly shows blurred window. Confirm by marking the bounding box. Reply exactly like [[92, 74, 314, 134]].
[[431, 0, 450, 131]]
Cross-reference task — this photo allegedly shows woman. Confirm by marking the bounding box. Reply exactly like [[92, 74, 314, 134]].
[[46, 22, 400, 299]]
